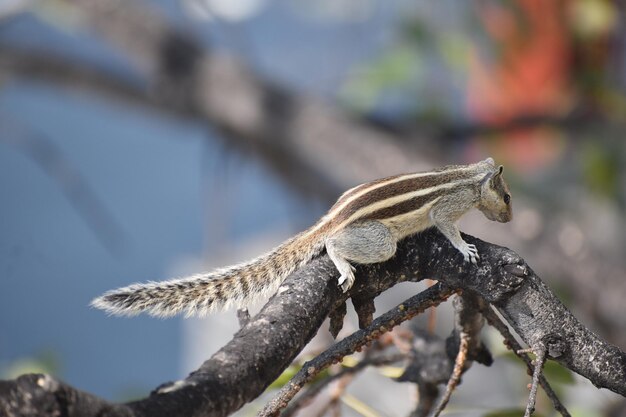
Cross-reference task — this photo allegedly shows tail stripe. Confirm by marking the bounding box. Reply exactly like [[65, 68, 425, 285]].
[[240, 275, 250, 299]]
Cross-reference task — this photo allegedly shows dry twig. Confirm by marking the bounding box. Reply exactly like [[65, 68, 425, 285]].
[[257, 284, 456, 417], [482, 306, 570, 417], [430, 332, 469, 417], [524, 344, 547, 417], [282, 352, 404, 417]]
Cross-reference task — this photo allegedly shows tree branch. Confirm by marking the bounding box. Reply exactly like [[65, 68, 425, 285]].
[[280, 352, 405, 417], [482, 306, 570, 417], [4, 3, 625, 355], [1, 229, 624, 417], [258, 283, 456, 417]]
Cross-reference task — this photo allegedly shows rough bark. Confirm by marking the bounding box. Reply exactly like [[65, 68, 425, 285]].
[[495, 266, 626, 395], [1, 229, 624, 417]]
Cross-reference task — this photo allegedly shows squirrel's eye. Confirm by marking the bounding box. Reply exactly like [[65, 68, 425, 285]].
[[504, 193, 511, 204]]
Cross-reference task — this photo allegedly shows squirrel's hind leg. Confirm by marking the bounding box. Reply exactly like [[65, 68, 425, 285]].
[[326, 221, 397, 292]]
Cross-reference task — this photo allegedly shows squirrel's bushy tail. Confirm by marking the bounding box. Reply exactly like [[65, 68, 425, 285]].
[[91, 229, 326, 317]]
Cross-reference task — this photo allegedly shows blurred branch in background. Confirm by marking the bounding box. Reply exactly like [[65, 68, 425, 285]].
[[0, 0, 32, 21], [343, 0, 626, 354], [0, 112, 127, 256], [1, 0, 625, 414], [1, 0, 435, 206], [1, 0, 623, 344]]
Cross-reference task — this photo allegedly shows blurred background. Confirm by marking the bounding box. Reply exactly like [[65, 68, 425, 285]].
[[0, 0, 625, 416]]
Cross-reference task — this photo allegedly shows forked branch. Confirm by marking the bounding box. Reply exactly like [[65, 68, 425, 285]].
[[0, 229, 623, 417]]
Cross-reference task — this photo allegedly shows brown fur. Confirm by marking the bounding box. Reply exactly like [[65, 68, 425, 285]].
[[92, 158, 511, 317]]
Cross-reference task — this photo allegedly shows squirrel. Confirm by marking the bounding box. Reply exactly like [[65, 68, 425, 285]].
[[92, 157, 512, 318]]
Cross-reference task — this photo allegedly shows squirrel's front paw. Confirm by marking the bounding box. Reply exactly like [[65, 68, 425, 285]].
[[337, 264, 356, 292], [460, 243, 479, 264]]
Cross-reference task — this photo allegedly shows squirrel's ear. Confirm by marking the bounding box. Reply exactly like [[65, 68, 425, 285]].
[[481, 166, 503, 188], [480, 171, 493, 187], [484, 157, 495, 166]]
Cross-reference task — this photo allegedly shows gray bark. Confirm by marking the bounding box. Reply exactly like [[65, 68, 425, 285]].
[[1, 229, 624, 417]]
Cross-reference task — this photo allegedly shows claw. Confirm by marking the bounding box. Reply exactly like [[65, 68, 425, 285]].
[[339, 274, 355, 292], [338, 265, 356, 292], [460, 243, 479, 264]]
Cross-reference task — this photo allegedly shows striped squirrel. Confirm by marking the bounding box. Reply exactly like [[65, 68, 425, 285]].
[[92, 158, 512, 318]]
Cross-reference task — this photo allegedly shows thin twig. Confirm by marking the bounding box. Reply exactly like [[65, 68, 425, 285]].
[[524, 344, 547, 417], [282, 353, 405, 417], [483, 306, 571, 417], [430, 331, 469, 417], [258, 284, 456, 417]]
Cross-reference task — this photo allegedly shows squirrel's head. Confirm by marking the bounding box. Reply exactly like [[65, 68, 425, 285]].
[[478, 165, 512, 223]]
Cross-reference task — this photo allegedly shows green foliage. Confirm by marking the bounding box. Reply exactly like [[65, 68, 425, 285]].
[[569, 406, 604, 417], [569, 0, 618, 39], [542, 360, 576, 385], [340, 13, 472, 117], [436, 33, 470, 72], [402, 18, 433, 46], [582, 142, 620, 199], [501, 351, 575, 386], [340, 44, 418, 111], [266, 361, 330, 390], [267, 363, 302, 390], [483, 409, 543, 417], [1, 351, 60, 379]]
